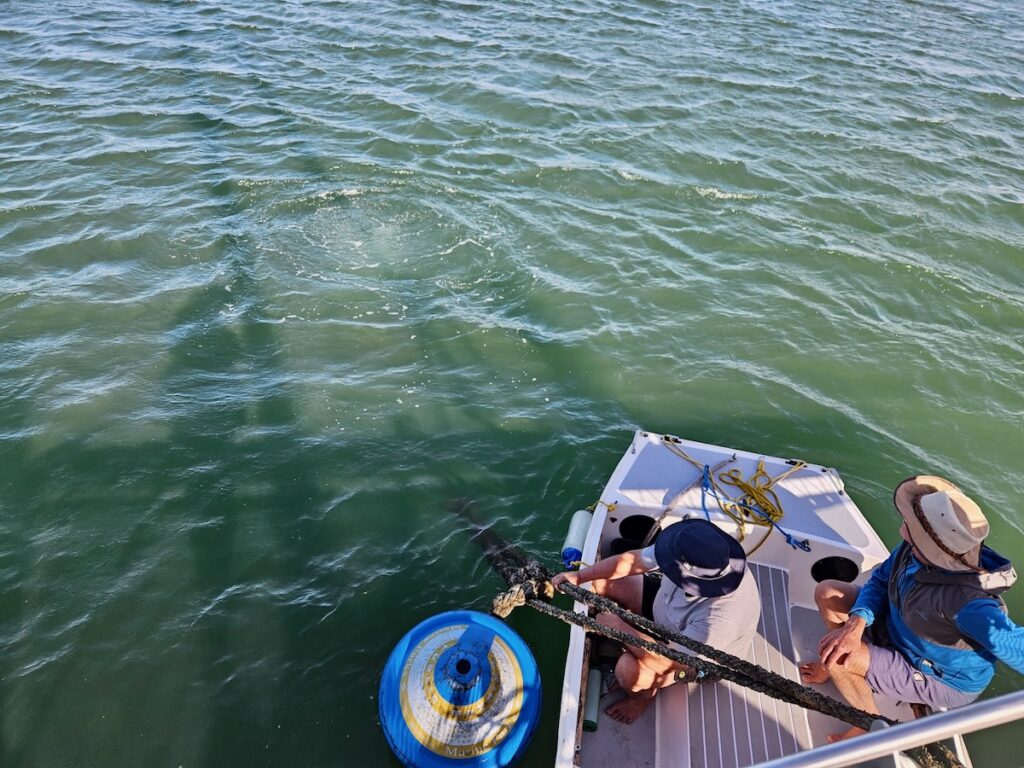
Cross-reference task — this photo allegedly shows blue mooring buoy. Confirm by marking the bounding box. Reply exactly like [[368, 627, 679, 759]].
[[379, 610, 541, 768]]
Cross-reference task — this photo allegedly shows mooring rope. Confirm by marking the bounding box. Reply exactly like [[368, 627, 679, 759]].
[[489, 559, 963, 768], [492, 566, 889, 729], [449, 495, 961, 768]]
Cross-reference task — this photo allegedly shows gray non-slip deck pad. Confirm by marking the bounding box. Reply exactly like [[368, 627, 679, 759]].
[[674, 563, 813, 768]]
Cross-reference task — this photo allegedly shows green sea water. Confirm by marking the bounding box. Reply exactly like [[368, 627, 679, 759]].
[[1, 1, 1023, 766]]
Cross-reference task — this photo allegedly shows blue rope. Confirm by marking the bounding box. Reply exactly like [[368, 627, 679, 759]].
[[700, 466, 810, 552], [742, 502, 812, 552], [700, 465, 713, 521]]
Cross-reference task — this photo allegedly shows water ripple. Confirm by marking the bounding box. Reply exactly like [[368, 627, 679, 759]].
[[2, 1, 1023, 766]]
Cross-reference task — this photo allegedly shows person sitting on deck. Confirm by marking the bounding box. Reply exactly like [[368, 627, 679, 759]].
[[800, 475, 1024, 742], [551, 518, 761, 725]]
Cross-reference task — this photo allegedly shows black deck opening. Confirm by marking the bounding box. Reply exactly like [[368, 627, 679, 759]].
[[810, 556, 859, 583]]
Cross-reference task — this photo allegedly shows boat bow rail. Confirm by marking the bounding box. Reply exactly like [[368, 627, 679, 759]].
[[754, 690, 1024, 768]]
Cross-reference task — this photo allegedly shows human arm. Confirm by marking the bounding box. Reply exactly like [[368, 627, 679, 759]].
[[550, 549, 651, 591], [818, 549, 898, 666], [847, 547, 898, 626], [956, 599, 1024, 675]]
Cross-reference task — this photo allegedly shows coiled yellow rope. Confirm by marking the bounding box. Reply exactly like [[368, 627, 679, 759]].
[[661, 436, 807, 553]]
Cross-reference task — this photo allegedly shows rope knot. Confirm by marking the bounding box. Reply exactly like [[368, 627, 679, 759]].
[[491, 577, 554, 619]]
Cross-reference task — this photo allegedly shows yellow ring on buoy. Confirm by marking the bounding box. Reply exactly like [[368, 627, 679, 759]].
[[398, 626, 525, 758], [421, 640, 502, 720]]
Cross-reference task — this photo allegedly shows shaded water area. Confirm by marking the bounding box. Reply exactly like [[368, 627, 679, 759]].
[[1, 1, 1022, 766]]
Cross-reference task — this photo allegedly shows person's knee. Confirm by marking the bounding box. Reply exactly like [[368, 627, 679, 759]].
[[821, 654, 844, 673], [615, 653, 642, 690], [616, 652, 659, 693], [822, 655, 856, 676], [814, 580, 857, 611], [813, 579, 843, 605], [824, 644, 871, 677]]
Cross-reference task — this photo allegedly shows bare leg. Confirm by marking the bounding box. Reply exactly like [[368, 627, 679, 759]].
[[823, 642, 878, 742], [588, 573, 644, 614], [800, 580, 861, 684], [595, 612, 680, 725], [605, 653, 658, 724]]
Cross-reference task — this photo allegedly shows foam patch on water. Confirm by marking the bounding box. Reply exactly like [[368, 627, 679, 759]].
[[695, 186, 758, 201], [316, 188, 367, 200]]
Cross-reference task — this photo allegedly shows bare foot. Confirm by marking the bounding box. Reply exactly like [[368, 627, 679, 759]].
[[827, 726, 866, 743], [799, 661, 830, 684], [605, 696, 654, 725]]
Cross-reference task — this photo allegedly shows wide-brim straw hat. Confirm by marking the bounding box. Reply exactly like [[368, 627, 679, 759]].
[[654, 518, 746, 598], [893, 475, 989, 571]]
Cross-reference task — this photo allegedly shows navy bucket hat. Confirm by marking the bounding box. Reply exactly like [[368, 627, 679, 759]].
[[654, 519, 746, 598]]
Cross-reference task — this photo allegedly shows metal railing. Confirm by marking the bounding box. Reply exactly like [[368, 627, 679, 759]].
[[755, 690, 1024, 768]]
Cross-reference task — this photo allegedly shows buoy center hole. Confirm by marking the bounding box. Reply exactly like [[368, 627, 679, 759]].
[[455, 659, 472, 675]]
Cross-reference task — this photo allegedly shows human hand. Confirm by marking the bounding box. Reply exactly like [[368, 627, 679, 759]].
[[817, 616, 866, 668], [550, 571, 581, 591]]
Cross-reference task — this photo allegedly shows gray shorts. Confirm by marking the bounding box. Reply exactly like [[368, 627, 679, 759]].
[[864, 624, 977, 710]]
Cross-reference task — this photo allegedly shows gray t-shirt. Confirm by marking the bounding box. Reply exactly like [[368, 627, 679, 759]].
[[639, 545, 761, 659]]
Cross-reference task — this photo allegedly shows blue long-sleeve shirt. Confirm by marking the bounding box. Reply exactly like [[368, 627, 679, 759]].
[[850, 546, 1024, 694]]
